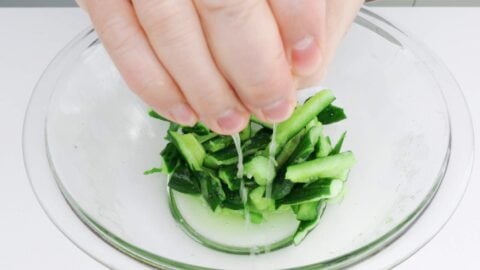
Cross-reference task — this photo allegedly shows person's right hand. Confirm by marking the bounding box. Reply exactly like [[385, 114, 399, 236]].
[[77, 0, 363, 135]]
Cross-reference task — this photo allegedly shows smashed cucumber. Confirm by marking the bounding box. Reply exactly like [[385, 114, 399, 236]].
[[286, 152, 355, 183], [146, 89, 354, 249], [275, 89, 335, 152], [168, 131, 205, 171]]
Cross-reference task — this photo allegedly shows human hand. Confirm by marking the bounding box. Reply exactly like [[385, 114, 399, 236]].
[[77, 0, 363, 134]]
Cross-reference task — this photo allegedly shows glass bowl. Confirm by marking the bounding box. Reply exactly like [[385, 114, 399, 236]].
[[24, 8, 474, 270]]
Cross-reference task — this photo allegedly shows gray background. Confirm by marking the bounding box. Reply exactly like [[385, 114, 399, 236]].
[[0, 0, 480, 7]]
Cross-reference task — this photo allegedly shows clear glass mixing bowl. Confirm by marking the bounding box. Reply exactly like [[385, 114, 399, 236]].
[[24, 8, 474, 270]]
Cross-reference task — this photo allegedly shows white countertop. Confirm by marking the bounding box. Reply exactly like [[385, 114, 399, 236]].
[[0, 7, 478, 270]]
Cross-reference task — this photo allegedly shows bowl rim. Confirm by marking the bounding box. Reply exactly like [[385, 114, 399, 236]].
[[23, 7, 475, 270]]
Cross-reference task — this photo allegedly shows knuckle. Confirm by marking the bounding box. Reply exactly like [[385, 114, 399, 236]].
[[97, 17, 141, 57], [109, 31, 140, 58], [138, 1, 179, 29], [137, 1, 196, 47]]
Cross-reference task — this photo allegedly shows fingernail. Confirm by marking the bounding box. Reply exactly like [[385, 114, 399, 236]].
[[292, 35, 321, 77], [169, 103, 197, 126], [261, 99, 294, 122], [217, 109, 245, 134]]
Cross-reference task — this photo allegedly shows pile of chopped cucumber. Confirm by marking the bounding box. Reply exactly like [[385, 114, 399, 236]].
[[146, 89, 355, 246]]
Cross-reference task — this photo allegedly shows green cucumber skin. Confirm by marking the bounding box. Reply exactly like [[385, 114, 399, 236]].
[[203, 130, 271, 169], [143, 167, 162, 175], [276, 129, 306, 168], [289, 124, 323, 165], [148, 109, 168, 121], [168, 166, 201, 195], [250, 115, 273, 129], [159, 142, 181, 173], [218, 165, 240, 191], [204, 125, 251, 153], [168, 131, 206, 171], [182, 122, 210, 136], [275, 90, 335, 151], [249, 186, 275, 212], [279, 179, 342, 205], [294, 201, 321, 221], [149, 110, 213, 136], [286, 152, 355, 183], [293, 201, 327, 245], [222, 188, 244, 210], [316, 134, 332, 158], [317, 104, 347, 125], [271, 171, 295, 200], [196, 133, 218, 144], [330, 131, 347, 155], [239, 123, 252, 140], [249, 211, 264, 224], [198, 171, 226, 211], [204, 136, 234, 153]]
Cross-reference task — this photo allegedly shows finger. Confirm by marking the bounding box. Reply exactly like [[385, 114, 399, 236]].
[[269, 0, 326, 77], [297, 0, 363, 89], [194, 0, 296, 123], [84, 0, 197, 126], [132, 0, 249, 134]]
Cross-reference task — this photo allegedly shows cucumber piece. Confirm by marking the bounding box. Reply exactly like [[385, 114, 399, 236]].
[[168, 166, 201, 195], [144, 142, 180, 175], [196, 133, 218, 144], [293, 201, 327, 245], [204, 148, 238, 169], [148, 109, 168, 121], [280, 179, 343, 205], [289, 124, 323, 164], [317, 104, 346, 125], [316, 134, 332, 158], [242, 128, 272, 154], [204, 136, 234, 153], [293, 201, 321, 221], [250, 115, 273, 129], [197, 171, 226, 211], [249, 211, 264, 224], [218, 165, 240, 191], [286, 152, 355, 183], [249, 186, 275, 212], [149, 110, 211, 135], [239, 123, 252, 140], [222, 188, 244, 210], [244, 156, 276, 186], [182, 122, 210, 135], [276, 129, 305, 168], [271, 171, 294, 200], [306, 117, 321, 129], [330, 131, 347, 155], [143, 167, 162, 175], [168, 131, 205, 171], [275, 90, 335, 151], [204, 125, 251, 153], [160, 142, 181, 174], [204, 128, 272, 169]]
